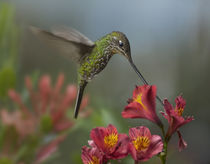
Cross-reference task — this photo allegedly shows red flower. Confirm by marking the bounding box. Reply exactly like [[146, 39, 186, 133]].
[[81, 146, 104, 164], [161, 96, 194, 138], [128, 126, 163, 162], [90, 124, 129, 160], [122, 85, 162, 126]]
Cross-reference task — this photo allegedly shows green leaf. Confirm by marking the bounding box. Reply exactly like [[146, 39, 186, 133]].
[[0, 3, 19, 68], [0, 66, 16, 99]]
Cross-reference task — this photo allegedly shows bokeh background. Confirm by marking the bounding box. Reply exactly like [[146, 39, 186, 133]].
[[0, 0, 210, 163]]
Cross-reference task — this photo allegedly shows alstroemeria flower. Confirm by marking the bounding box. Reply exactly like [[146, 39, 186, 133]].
[[129, 126, 163, 162], [122, 85, 162, 126], [90, 124, 129, 160], [161, 96, 194, 138], [81, 146, 104, 164]]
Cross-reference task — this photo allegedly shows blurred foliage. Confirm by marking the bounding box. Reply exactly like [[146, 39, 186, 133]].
[[0, 67, 16, 99], [0, 157, 13, 164], [40, 114, 53, 134], [0, 2, 19, 100]]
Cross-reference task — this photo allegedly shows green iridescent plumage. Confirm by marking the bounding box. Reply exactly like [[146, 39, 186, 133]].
[[31, 26, 163, 119], [78, 34, 111, 82]]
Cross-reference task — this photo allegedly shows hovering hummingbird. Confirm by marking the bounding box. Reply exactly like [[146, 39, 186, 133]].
[[31, 26, 163, 118]]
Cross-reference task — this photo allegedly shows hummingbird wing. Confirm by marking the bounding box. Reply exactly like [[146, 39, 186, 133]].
[[30, 26, 95, 63]]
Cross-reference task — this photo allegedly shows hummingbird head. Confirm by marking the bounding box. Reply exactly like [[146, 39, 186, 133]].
[[109, 31, 132, 61], [108, 31, 149, 86]]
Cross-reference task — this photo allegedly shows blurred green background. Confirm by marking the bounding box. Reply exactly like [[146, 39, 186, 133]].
[[0, 0, 210, 163]]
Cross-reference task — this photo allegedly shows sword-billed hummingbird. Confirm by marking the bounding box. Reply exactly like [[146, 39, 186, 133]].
[[31, 26, 163, 118]]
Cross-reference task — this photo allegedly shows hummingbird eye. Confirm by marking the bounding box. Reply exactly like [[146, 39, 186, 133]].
[[119, 40, 124, 47]]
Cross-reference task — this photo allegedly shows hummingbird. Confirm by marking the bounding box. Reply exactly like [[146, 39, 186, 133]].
[[31, 26, 163, 118]]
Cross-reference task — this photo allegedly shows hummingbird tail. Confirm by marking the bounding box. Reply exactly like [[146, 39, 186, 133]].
[[74, 81, 88, 119], [129, 59, 164, 106]]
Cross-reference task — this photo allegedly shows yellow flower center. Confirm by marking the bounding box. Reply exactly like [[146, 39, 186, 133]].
[[104, 133, 118, 148], [88, 156, 100, 164], [175, 108, 184, 116], [134, 93, 147, 110], [132, 136, 150, 152]]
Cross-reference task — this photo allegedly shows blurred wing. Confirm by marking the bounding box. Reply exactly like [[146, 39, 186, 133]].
[[30, 26, 95, 63]]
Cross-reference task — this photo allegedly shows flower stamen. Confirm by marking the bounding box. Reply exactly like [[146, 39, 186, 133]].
[[132, 136, 150, 152], [104, 133, 118, 148], [134, 93, 147, 110], [88, 156, 100, 164], [175, 108, 184, 116]]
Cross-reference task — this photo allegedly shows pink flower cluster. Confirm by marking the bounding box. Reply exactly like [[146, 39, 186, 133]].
[[81, 85, 193, 163], [0, 74, 91, 163], [82, 124, 163, 163]]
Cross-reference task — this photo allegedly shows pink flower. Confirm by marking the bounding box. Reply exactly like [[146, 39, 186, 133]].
[[6, 73, 90, 133], [128, 126, 163, 162], [81, 146, 104, 164], [161, 96, 194, 138], [25, 74, 77, 131], [122, 85, 162, 126], [90, 124, 129, 160], [0, 73, 92, 163]]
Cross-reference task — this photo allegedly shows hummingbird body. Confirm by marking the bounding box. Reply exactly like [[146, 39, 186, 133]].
[[31, 26, 163, 119], [79, 33, 114, 82]]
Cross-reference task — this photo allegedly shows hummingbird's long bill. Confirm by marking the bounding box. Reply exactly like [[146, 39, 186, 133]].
[[74, 81, 88, 118], [128, 59, 164, 106]]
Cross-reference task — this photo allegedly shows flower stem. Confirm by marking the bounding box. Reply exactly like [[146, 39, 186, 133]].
[[160, 125, 166, 140], [159, 124, 168, 164]]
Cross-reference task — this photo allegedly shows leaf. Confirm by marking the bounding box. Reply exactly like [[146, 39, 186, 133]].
[[0, 66, 16, 99]]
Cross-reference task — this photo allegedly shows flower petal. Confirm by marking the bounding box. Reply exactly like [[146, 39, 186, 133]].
[[141, 85, 156, 114], [129, 126, 151, 140], [81, 146, 104, 164], [163, 99, 173, 116], [146, 135, 163, 158], [122, 102, 147, 119], [90, 127, 106, 152], [123, 85, 162, 126], [175, 96, 186, 110], [111, 134, 129, 159], [177, 130, 187, 152]]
